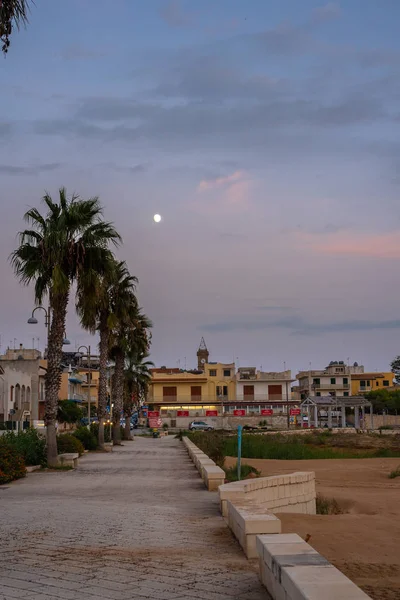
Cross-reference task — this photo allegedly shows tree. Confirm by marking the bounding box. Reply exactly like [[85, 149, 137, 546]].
[[108, 275, 139, 445], [365, 389, 400, 415], [77, 259, 136, 448], [390, 356, 400, 385], [1, 0, 31, 54], [57, 400, 83, 424], [11, 188, 120, 465], [122, 314, 153, 440]]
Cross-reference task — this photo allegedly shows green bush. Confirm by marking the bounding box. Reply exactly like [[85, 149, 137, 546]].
[[90, 422, 111, 443], [57, 400, 83, 424], [73, 427, 98, 451], [224, 462, 261, 482], [0, 428, 47, 466], [57, 434, 84, 456], [389, 466, 400, 479], [0, 442, 26, 484]]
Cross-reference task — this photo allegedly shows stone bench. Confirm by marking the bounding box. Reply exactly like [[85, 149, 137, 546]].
[[183, 437, 226, 491], [256, 533, 372, 600], [227, 501, 281, 558], [103, 442, 113, 452], [58, 453, 79, 468]]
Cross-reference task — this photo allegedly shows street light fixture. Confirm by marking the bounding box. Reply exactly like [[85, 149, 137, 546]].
[[76, 345, 91, 428], [27, 305, 70, 346]]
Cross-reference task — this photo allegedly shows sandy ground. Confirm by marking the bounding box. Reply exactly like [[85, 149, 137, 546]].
[[225, 456, 400, 600]]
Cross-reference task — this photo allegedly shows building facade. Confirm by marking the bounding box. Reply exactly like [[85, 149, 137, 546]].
[[297, 361, 351, 400], [351, 372, 394, 395], [0, 345, 41, 424]]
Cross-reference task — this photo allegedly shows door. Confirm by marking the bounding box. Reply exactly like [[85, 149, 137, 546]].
[[163, 387, 177, 402], [243, 385, 255, 401], [191, 386, 202, 402], [268, 385, 282, 400]]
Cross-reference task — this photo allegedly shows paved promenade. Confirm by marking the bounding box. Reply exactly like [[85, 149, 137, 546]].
[[0, 436, 268, 600]]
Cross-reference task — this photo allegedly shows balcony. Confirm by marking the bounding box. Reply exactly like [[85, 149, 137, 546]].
[[313, 383, 350, 390]]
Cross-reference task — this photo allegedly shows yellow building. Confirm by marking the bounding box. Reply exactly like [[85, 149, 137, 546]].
[[149, 362, 235, 415], [351, 372, 394, 395]]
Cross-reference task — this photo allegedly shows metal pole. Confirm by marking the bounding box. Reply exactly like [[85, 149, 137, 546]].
[[237, 425, 242, 481], [284, 362, 290, 430], [87, 346, 91, 429]]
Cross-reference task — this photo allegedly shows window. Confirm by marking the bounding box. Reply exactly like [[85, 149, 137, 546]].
[[216, 386, 228, 397], [360, 380, 366, 387], [383, 380, 390, 387], [313, 378, 320, 385], [316, 392, 321, 397], [330, 378, 336, 384], [344, 392, 349, 397], [367, 380, 371, 386], [223, 369, 231, 377], [376, 381, 379, 387], [209, 369, 217, 377], [343, 378, 348, 384]]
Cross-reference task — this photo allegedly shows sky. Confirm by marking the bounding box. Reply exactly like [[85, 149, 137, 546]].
[[1, 0, 400, 374]]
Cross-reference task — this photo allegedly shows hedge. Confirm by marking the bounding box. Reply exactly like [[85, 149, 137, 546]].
[[57, 434, 85, 456], [0, 443, 26, 484]]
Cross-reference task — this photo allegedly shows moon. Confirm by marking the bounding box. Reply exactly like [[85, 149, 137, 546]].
[[153, 214, 162, 223]]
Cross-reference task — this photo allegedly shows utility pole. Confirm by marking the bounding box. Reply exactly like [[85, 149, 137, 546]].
[[284, 361, 290, 429]]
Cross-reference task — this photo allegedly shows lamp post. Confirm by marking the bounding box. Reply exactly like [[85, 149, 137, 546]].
[[28, 305, 71, 347], [76, 346, 91, 428]]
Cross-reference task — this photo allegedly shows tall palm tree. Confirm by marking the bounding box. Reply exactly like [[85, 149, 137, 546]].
[[108, 279, 139, 445], [11, 188, 121, 465], [76, 259, 137, 447], [122, 313, 153, 440], [1, 0, 31, 54]]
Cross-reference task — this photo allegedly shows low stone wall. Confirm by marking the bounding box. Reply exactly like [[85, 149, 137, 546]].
[[182, 437, 225, 491], [257, 533, 371, 599], [219, 472, 316, 518]]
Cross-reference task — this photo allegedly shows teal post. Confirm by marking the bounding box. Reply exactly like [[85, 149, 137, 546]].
[[237, 425, 243, 481]]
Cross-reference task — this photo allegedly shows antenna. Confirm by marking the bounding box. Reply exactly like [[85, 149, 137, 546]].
[[184, 356, 187, 370]]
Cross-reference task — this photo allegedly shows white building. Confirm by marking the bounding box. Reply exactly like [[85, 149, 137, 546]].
[[296, 361, 351, 400], [0, 345, 41, 425]]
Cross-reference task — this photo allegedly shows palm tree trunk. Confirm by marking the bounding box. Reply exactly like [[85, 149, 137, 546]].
[[124, 418, 131, 441], [97, 316, 109, 448], [112, 351, 124, 445], [45, 291, 69, 466]]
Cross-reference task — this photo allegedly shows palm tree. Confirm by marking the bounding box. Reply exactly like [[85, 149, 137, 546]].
[[122, 315, 153, 440], [108, 278, 139, 445], [11, 188, 121, 465], [1, 0, 31, 54], [76, 259, 137, 447]]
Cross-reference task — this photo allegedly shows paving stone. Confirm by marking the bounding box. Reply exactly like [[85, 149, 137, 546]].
[[1, 437, 269, 600]]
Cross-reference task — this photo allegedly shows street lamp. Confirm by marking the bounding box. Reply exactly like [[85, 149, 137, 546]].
[[27, 305, 70, 345], [76, 345, 91, 428]]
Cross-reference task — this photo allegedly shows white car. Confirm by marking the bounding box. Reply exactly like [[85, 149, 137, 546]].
[[189, 420, 214, 431]]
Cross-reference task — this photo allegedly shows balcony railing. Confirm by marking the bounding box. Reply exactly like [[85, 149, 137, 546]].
[[313, 383, 350, 390], [148, 394, 295, 404]]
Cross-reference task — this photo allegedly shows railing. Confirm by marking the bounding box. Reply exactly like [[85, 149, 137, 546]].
[[148, 395, 296, 404], [313, 383, 350, 390]]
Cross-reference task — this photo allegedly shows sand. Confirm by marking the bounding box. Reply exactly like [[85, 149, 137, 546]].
[[225, 456, 400, 600]]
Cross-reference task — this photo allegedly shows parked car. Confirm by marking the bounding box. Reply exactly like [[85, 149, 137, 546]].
[[189, 421, 214, 431]]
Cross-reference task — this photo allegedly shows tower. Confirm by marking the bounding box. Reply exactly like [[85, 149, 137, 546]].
[[197, 337, 209, 371]]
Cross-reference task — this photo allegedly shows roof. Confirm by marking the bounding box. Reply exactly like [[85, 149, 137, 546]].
[[301, 396, 372, 408]]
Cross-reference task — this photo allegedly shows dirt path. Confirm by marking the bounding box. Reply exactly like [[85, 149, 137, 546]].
[[0, 438, 269, 600], [226, 456, 400, 600]]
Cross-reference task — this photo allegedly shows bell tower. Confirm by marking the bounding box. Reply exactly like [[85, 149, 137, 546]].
[[197, 337, 209, 371]]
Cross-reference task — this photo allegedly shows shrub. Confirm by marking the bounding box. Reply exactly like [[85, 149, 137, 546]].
[[0, 442, 26, 484], [90, 422, 111, 443], [162, 423, 169, 430], [73, 427, 98, 451], [57, 434, 84, 456], [316, 494, 343, 515], [188, 431, 226, 467], [1, 428, 46, 466], [389, 466, 400, 479], [224, 463, 261, 482]]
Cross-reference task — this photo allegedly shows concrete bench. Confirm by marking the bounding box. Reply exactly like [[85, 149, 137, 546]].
[[203, 465, 225, 491], [227, 501, 281, 558], [58, 453, 79, 468], [219, 472, 316, 518], [256, 533, 372, 600], [103, 442, 113, 452]]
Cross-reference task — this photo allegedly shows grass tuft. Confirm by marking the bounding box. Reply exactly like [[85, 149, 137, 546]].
[[316, 494, 344, 515]]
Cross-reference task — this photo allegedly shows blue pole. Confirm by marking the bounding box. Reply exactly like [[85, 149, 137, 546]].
[[237, 425, 243, 481]]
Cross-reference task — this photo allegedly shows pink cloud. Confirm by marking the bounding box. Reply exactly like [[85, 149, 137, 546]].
[[194, 170, 251, 215], [297, 230, 400, 258], [197, 170, 245, 192]]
